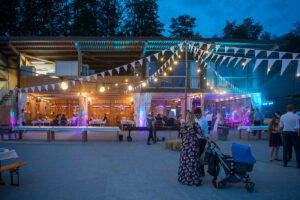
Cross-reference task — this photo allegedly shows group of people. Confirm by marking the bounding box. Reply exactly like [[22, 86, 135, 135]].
[[53, 114, 70, 126], [205, 111, 223, 134], [268, 105, 300, 168]]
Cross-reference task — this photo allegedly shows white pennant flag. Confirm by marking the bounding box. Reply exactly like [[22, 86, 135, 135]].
[[154, 53, 159, 60], [6, 89, 10, 95], [206, 44, 211, 50], [101, 72, 105, 77], [253, 59, 264, 72], [170, 46, 175, 53], [18, 88, 22, 93], [138, 59, 143, 66], [267, 59, 277, 74], [162, 50, 165, 56], [191, 42, 195, 49], [108, 70, 112, 76], [57, 83, 61, 88], [220, 56, 227, 65], [279, 52, 285, 59], [37, 86, 42, 92], [280, 59, 291, 76], [228, 57, 235, 65], [297, 60, 300, 75], [234, 57, 243, 67], [215, 45, 221, 52], [13, 89, 16, 95], [0, 89, 2, 95], [292, 53, 299, 59], [115, 67, 120, 74], [244, 48, 250, 56], [224, 46, 229, 53], [131, 62, 136, 69], [93, 74, 97, 80], [267, 51, 273, 57], [176, 51, 179, 56], [44, 85, 48, 91], [51, 84, 55, 90], [243, 58, 252, 68], [234, 48, 239, 55], [255, 50, 261, 57], [24, 88, 28, 93], [178, 43, 183, 49], [123, 65, 128, 71], [79, 78, 83, 84], [86, 76, 90, 82], [146, 56, 151, 62], [31, 87, 35, 92], [216, 54, 222, 62], [72, 80, 76, 86], [199, 43, 204, 49]]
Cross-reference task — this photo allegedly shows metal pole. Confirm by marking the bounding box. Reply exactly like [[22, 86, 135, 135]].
[[184, 42, 188, 118]]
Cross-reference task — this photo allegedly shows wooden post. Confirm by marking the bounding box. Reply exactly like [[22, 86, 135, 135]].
[[19, 130, 23, 140], [51, 131, 55, 141], [238, 129, 242, 139], [116, 131, 119, 142], [47, 130, 51, 142], [184, 42, 188, 118], [82, 131, 87, 142], [247, 131, 250, 141]]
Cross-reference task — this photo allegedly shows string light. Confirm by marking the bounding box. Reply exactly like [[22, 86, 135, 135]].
[[267, 68, 271, 73], [297, 73, 300, 77], [180, 49, 183, 52], [178, 55, 181, 58], [125, 79, 128, 82], [154, 77, 158, 82], [160, 57, 164, 61], [100, 86, 105, 93], [169, 67, 173, 71], [196, 60, 198, 63], [163, 72, 167, 76], [174, 61, 178, 65], [115, 83, 118, 87], [242, 62, 246, 66], [61, 82, 68, 90], [205, 50, 209, 54], [128, 85, 133, 91], [197, 69, 201, 73], [142, 82, 146, 87], [136, 74, 139, 77]]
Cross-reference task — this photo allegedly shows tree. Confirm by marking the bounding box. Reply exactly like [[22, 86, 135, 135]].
[[169, 14, 196, 38], [260, 32, 271, 40], [0, 0, 21, 36], [223, 17, 263, 40], [124, 0, 164, 36]]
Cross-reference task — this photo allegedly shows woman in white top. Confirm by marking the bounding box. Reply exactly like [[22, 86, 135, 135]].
[[213, 112, 222, 134]]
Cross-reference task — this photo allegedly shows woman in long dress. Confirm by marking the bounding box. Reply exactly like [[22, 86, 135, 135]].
[[178, 112, 202, 186], [213, 112, 222, 134]]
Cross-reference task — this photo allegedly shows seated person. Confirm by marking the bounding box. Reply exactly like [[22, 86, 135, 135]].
[[70, 114, 77, 126], [38, 114, 44, 121], [154, 114, 163, 127], [102, 113, 108, 125], [53, 114, 61, 126], [155, 114, 162, 121], [163, 115, 168, 125], [60, 114, 67, 126]]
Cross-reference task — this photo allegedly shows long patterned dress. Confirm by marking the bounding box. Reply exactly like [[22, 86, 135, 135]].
[[178, 123, 202, 185]]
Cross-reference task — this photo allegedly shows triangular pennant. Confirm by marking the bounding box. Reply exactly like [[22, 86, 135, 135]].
[[108, 70, 112, 76], [253, 59, 264, 72], [93, 74, 97, 80], [228, 57, 235, 65], [79, 78, 83, 84], [44, 85, 48, 91], [267, 50, 273, 57], [131, 62, 136, 69], [0, 89, 3, 95], [280, 59, 291, 76], [123, 65, 128, 71], [51, 84, 55, 90], [234, 48, 239, 55], [244, 48, 250, 56], [178, 43, 183, 49], [176, 51, 179, 56], [216, 54, 222, 62], [31, 87, 35, 92], [57, 83, 61, 88], [146, 56, 151, 62], [297, 60, 300, 76], [13, 88, 16, 95], [24, 88, 28, 93], [267, 59, 277, 74], [224, 46, 229, 53], [18, 88, 22, 93], [243, 58, 252, 68], [100, 72, 105, 77], [234, 57, 243, 67], [71, 80, 76, 86], [215, 45, 221, 52], [162, 50, 165, 56], [279, 52, 285, 59], [220, 56, 228, 65], [170, 46, 175, 53], [6, 89, 10, 95], [154, 53, 159, 60], [255, 50, 261, 57], [191, 42, 195, 48], [138, 59, 143, 66], [115, 67, 120, 74], [37, 86, 42, 92], [199, 43, 203, 50], [292, 53, 299, 59], [86, 76, 90, 82]]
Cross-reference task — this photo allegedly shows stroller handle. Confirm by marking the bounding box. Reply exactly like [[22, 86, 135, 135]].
[[208, 140, 220, 150]]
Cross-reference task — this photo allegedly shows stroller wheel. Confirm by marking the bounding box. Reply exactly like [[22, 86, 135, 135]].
[[245, 182, 254, 193], [217, 180, 226, 189]]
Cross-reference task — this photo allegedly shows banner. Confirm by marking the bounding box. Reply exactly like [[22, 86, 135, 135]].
[[280, 59, 291, 76]]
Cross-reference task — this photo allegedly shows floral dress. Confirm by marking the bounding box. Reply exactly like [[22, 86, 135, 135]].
[[178, 123, 202, 185]]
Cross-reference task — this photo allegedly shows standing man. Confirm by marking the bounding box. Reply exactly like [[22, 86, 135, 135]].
[[253, 109, 264, 136], [146, 113, 155, 145], [194, 108, 208, 176], [280, 105, 300, 168], [205, 112, 213, 134]]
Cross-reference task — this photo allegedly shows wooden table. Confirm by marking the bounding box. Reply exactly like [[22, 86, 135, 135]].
[[237, 126, 268, 140], [0, 149, 18, 185], [13, 126, 121, 142], [121, 121, 134, 131]]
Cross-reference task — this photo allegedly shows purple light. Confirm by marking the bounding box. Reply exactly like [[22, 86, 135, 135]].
[[9, 110, 14, 127]]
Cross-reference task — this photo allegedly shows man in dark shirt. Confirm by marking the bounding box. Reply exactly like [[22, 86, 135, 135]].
[[147, 113, 155, 145]]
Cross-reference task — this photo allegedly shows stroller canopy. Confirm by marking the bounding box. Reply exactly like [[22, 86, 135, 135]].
[[232, 143, 256, 165]]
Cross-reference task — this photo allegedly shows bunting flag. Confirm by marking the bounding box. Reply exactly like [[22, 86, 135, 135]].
[[138, 59, 143, 66], [115, 67, 120, 74], [199, 43, 204, 50], [220, 56, 227, 65], [44, 85, 48, 91], [13, 89, 16, 95], [293, 53, 299, 59], [280, 59, 291, 76], [154, 53, 159, 60], [123, 65, 127, 71], [176, 51, 179, 56], [216, 54, 222, 62], [6, 89, 10, 95], [297, 60, 300, 75], [234, 48, 239, 55], [255, 50, 261, 57], [244, 48, 250, 56], [37, 86, 42, 92], [279, 52, 285, 59], [206, 44, 211, 50], [243, 58, 252, 69], [253, 59, 264, 72], [234, 57, 243, 67], [146, 56, 151, 62], [57, 83, 61, 88], [71, 80, 75, 86], [79, 78, 83, 84], [18, 88, 22, 93], [31, 87, 35, 92], [178, 43, 183, 49], [108, 70, 112, 76], [224, 46, 229, 53], [267, 59, 276, 74], [86, 76, 90, 82], [162, 50, 165, 56], [170, 46, 175, 53], [131, 62, 135, 69], [51, 84, 55, 90], [0, 89, 2, 95], [267, 51, 273, 57], [215, 45, 221, 52], [228, 57, 235, 65], [24, 88, 28, 93], [93, 74, 97, 80], [190, 42, 195, 49]]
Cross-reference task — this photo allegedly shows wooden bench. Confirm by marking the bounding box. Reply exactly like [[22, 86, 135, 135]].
[[0, 162, 27, 186], [0, 126, 15, 141]]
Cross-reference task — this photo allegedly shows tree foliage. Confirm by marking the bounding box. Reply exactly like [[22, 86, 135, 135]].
[[169, 15, 196, 38], [223, 18, 263, 40]]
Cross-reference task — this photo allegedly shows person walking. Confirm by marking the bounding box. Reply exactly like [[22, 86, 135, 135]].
[[146, 113, 155, 145], [268, 117, 282, 161], [213, 112, 222, 134], [206, 112, 213, 134], [253, 109, 264, 136], [194, 108, 208, 177], [178, 112, 202, 186], [280, 105, 300, 168]]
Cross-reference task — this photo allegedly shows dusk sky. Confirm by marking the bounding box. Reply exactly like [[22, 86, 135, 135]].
[[158, 0, 300, 37]]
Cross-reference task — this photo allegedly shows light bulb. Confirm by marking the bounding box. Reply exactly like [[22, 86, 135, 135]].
[[178, 55, 181, 58], [154, 77, 158, 82], [128, 85, 133, 91], [205, 50, 209, 54], [100, 86, 105, 92], [160, 57, 164, 61], [61, 82, 68, 90], [174, 61, 178, 65], [169, 67, 173, 71], [197, 69, 201, 73], [163, 72, 167, 76], [142, 82, 146, 87], [136, 74, 139, 77], [242, 62, 246, 66], [115, 83, 118, 87], [180, 49, 183, 52]]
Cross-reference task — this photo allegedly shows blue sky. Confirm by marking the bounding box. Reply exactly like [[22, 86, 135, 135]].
[[158, 0, 300, 37]]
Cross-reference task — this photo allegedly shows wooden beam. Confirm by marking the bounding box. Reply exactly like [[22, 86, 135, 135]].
[[22, 54, 55, 64]]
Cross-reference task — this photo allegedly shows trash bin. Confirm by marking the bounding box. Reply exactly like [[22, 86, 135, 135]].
[[119, 134, 123, 141], [217, 126, 229, 141]]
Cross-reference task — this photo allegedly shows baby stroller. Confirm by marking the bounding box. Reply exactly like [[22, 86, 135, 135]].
[[205, 141, 256, 192]]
